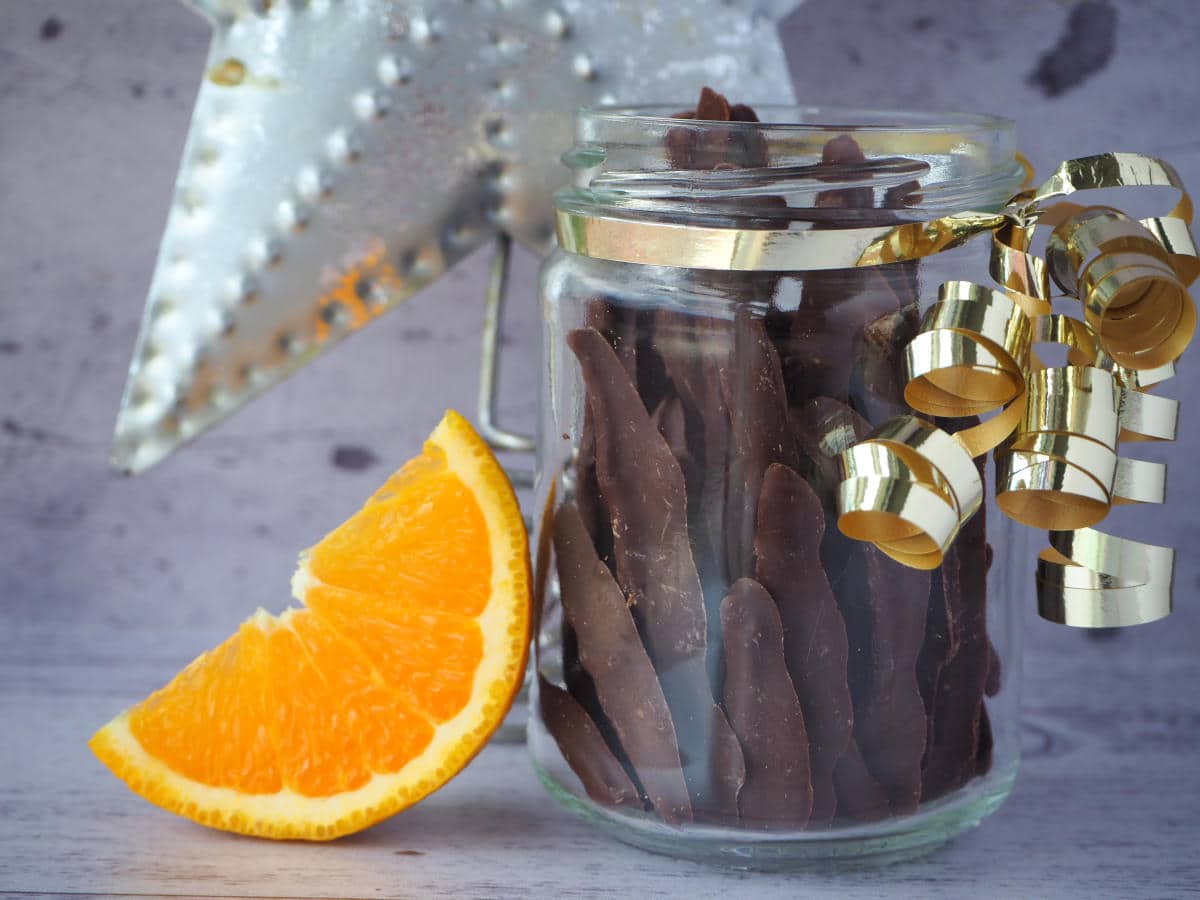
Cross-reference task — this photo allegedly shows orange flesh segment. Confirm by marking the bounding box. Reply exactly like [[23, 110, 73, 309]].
[[130, 623, 281, 793], [308, 588, 483, 724], [306, 446, 493, 617], [288, 610, 435, 777], [95, 410, 531, 837]]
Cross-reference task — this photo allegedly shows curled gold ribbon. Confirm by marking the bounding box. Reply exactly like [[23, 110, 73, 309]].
[[838, 415, 981, 570], [1036, 529, 1173, 628], [835, 151, 1197, 627], [552, 147, 1194, 627]]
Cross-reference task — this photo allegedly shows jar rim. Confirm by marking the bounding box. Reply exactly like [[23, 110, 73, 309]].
[[577, 104, 1014, 136]]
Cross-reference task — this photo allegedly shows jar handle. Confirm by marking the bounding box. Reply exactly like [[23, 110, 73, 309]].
[[477, 234, 536, 478]]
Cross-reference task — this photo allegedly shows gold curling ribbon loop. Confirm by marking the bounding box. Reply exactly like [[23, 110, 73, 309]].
[[1046, 208, 1196, 370], [1116, 387, 1178, 442], [1111, 456, 1167, 506], [903, 281, 1030, 458], [1037, 528, 1173, 627], [990, 220, 1053, 310], [1141, 215, 1200, 286], [1024, 152, 1193, 223], [989, 201, 1090, 315], [996, 366, 1119, 531], [837, 415, 982, 570], [836, 150, 1195, 628]]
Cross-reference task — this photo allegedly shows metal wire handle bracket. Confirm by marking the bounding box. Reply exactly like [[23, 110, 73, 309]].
[[477, 234, 536, 488]]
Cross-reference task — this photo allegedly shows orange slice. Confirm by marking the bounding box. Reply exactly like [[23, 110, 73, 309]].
[[89, 410, 531, 840]]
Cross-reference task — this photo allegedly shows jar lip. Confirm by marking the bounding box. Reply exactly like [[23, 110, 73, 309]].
[[578, 104, 1014, 135]]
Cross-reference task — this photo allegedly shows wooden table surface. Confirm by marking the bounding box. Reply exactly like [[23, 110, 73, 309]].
[[3, 618, 1198, 899], [4, 1, 1200, 897]]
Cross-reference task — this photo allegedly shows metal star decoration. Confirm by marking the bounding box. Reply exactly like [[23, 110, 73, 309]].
[[112, 0, 799, 472]]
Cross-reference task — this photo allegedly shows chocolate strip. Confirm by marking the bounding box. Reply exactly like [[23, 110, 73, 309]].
[[753, 463, 854, 825], [567, 327, 745, 818], [585, 297, 637, 378], [696, 85, 730, 121], [653, 308, 734, 691], [831, 737, 891, 824], [721, 577, 814, 828], [666, 86, 768, 172], [785, 133, 916, 408], [650, 393, 691, 476], [850, 300, 921, 423], [985, 640, 1003, 698], [568, 327, 707, 667], [559, 620, 636, 797], [793, 397, 930, 814], [790, 396, 873, 510], [573, 297, 633, 568], [788, 270, 906, 407], [853, 548, 930, 815], [537, 675, 642, 810], [654, 309, 733, 579], [920, 452, 990, 802], [917, 536, 958, 773], [806, 391, 929, 813], [724, 309, 798, 580], [554, 500, 692, 823], [976, 702, 994, 776], [816, 134, 874, 211]]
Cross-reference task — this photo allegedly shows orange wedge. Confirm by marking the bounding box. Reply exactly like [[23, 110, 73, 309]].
[[89, 410, 531, 840]]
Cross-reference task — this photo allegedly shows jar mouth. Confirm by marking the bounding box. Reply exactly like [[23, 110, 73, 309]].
[[578, 104, 1014, 137], [561, 104, 1023, 226]]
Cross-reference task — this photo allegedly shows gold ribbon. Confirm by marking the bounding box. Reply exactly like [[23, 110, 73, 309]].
[[552, 147, 1194, 627], [835, 152, 1196, 628]]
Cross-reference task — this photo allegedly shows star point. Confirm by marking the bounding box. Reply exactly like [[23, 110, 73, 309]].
[[114, 0, 800, 472]]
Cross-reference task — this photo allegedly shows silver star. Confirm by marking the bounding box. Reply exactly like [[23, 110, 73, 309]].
[[112, 0, 799, 472]]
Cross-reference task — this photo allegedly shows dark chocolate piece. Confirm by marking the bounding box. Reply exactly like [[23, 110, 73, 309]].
[[538, 675, 642, 810], [585, 297, 638, 379], [790, 396, 873, 510], [816, 134, 874, 211], [852, 548, 930, 815], [573, 297, 635, 569], [871, 257, 922, 310], [724, 309, 798, 579], [652, 308, 735, 691], [554, 500, 692, 823], [753, 463, 854, 825], [568, 327, 707, 666], [695, 85, 731, 121], [729, 103, 759, 122], [920, 474, 990, 802], [788, 271, 905, 408], [654, 309, 733, 577], [568, 327, 745, 818], [782, 132, 920, 409], [793, 398, 928, 811], [976, 703, 994, 776], [573, 406, 611, 568], [832, 737, 891, 824], [850, 300, 921, 423], [560, 619, 633, 800], [917, 536, 957, 770], [651, 393, 691, 471], [666, 86, 768, 171], [635, 308, 675, 415], [985, 640, 1003, 698], [721, 578, 814, 828]]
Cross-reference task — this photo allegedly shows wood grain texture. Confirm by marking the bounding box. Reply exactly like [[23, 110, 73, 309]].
[[3, 1, 1200, 897], [4, 622, 1200, 899]]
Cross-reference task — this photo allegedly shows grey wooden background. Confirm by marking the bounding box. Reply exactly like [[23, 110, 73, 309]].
[[2, 1, 1199, 897]]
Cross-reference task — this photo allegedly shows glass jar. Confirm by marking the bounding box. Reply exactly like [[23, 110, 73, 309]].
[[529, 105, 1028, 867]]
